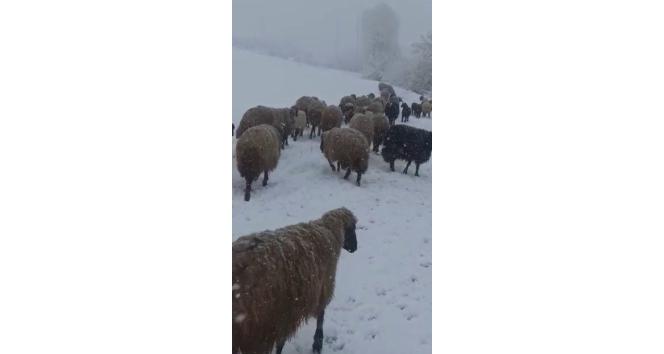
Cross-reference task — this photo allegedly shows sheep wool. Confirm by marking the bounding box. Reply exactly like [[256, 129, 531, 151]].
[[354, 95, 372, 109], [235, 124, 281, 201], [371, 113, 390, 153], [291, 110, 307, 141], [320, 127, 369, 186], [381, 124, 432, 176], [366, 99, 385, 114], [237, 105, 293, 148], [307, 99, 326, 138], [348, 113, 374, 147], [320, 105, 343, 133], [422, 100, 432, 117], [232, 207, 358, 354], [339, 95, 356, 108]]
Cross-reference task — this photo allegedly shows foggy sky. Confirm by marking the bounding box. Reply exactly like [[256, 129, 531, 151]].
[[233, 0, 431, 66]]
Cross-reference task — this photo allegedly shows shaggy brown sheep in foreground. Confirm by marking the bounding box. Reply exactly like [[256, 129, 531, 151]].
[[232, 207, 358, 354]]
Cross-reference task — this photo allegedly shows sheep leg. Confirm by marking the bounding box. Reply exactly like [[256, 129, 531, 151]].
[[309, 126, 315, 139], [262, 171, 269, 186], [403, 160, 412, 174], [244, 180, 251, 202], [336, 161, 340, 172], [356, 172, 362, 186], [343, 168, 351, 180], [317, 126, 321, 136], [275, 340, 285, 354], [390, 160, 395, 172], [415, 162, 421, 176], [312, 310, 325, 353], [328, 159, 335, 171]]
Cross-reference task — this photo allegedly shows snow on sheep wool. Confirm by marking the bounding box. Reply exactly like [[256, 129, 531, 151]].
[[232, 207, 358, 354], [235, 124, 281, 201], [320, 127, 370, 186]]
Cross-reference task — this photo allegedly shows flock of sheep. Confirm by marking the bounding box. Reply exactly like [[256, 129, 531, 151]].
[[232, 83, 432, 354], [233, 82, 433, 202]]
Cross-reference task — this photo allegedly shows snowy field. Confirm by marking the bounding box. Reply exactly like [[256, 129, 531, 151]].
[[232, 48, 432, 354]]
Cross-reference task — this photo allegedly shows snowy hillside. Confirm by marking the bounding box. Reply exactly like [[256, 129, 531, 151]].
[[232, 48, 432, 354]]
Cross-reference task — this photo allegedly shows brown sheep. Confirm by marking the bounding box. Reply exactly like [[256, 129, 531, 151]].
[[307, 99, 326, 138], [422, 100, 432, 118], [294, 96, 315, 127], [232, 207, 358, 354], [341, 102, 355, 124], [294, 96, 315, 113], [235, 124, 281, 201], [371, 113, 390, 153], [320, 105, 343, 133], [291, 110, 307, 141], [348, 113, 374, 148], [320, 127, 370, 186], [378, 82, 396, 98], [339, 95, 356, 108], [366, 99, 385, 114], [354, 95, 372, 109], [236, 106, 293, 149], [272, 107, 295, 147]]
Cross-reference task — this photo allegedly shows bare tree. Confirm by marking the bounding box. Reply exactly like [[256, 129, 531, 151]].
[[408, 31, 432, 94], [360, 3, 401, 81]]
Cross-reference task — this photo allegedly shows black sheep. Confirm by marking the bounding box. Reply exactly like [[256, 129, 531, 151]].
[[381, 125, 432, 176], [385, 101, 399, 126], [411, 102, 422, 118], [400, 103, 411, 122]]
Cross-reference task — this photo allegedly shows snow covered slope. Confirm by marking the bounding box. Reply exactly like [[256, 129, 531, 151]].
[[232, 48, 432, 354]]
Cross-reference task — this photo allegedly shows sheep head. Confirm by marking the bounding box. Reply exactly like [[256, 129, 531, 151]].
[[343, 224, 357, 253], [321, 207, 358, 253]]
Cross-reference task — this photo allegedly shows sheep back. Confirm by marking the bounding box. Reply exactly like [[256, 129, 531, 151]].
[[422, 100, 432, 113], [294, 110, 307, 130], [381, 124, 432, 164], [355, 95, 372, 108], [348, 113, 374, 146], [273, 108, 294, 137], [294, 96, 315, 113], [378, 82, 396, 97], [372, 113, 389, 147], [235, 124, 281, 183], [366, 99, 385, 114], [320, 105, 343, 132], [321, 127, 369, 173], [236, 106, 281, 138], [307, 100, 325, 127], [339, 95, 356, 108]]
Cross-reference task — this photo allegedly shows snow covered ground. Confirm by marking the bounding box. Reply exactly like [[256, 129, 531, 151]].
[[232, 48, 432, 354]]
